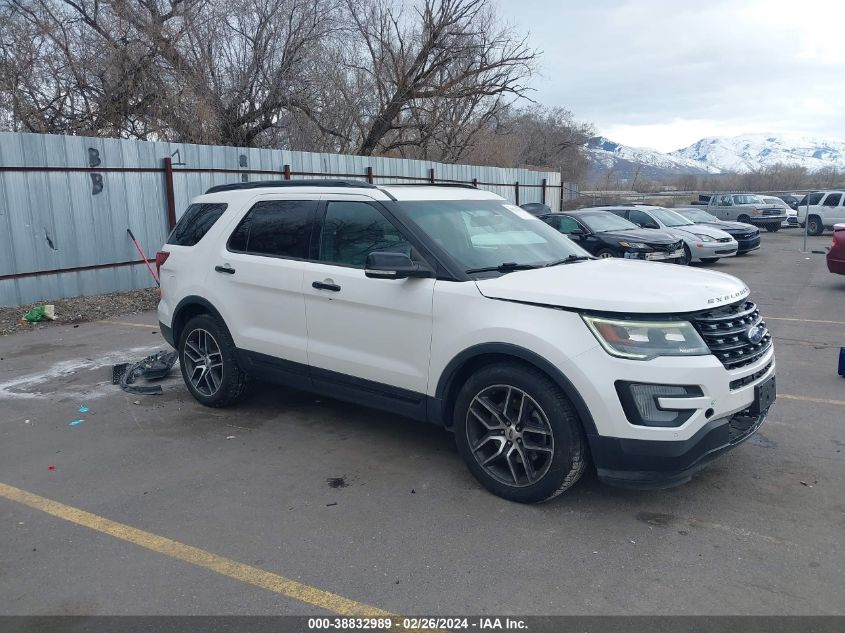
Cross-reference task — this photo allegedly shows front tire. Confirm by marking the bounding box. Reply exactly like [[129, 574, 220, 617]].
[[595, 248, 616, 259], [179, 314, 247, 407], [766, 223, 780, 232], [454, 363, 587, 503], [807, 215, 824, 236], [677, 244, 692, 265]]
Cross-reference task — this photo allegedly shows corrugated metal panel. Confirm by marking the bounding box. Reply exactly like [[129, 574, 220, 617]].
[[0, 131, 575, 307]]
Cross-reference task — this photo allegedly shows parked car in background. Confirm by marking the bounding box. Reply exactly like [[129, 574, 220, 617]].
[[540, 210, 685, 262], [778, 194, 804, 211], [761, 196, 799, 228], [705, 193, 786, 232], [796, 191, 845, 235], [827, 224, 845, 275], [673, 207, 761, 255], [598, 205, 738, 264], [520, 202, 552, 216]]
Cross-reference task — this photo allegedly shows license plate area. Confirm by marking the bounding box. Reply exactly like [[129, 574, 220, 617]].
[[749, 375, 776, 415]]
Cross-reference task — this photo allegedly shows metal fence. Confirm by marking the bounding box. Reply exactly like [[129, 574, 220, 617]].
[[0, 132, 576, 308]]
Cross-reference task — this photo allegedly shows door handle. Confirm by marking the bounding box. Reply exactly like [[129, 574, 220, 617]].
[[312, 280, 341, 292], [215, 265, 235, 275]]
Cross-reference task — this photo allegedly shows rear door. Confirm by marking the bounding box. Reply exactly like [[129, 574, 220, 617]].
[[211, 195, 317, 375], [822, 193, 844, 224], [302, 196, 435, 399]]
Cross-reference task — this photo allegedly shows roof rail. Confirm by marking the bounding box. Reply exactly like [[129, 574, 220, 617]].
[[381, 182, 478, 189], [205, 179, 378, 194]]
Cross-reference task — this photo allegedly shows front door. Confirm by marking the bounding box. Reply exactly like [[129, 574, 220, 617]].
[[302, 197, 435, 399]]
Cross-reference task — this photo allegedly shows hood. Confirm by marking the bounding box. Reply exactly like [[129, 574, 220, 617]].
[[669, 223, 734, 239], [594, 228, 678, 245], [696, 219, 758, 232], [475, 258, 749, 313]]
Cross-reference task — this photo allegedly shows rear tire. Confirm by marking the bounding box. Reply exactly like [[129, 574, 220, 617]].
[[738, 215, 751, 224], [179, 314, 248, 407], [807, 215, 824, 236], [454, 363, 587, 503], [766, 224, 780, 232]]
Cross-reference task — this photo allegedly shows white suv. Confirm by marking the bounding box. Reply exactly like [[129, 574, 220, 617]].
[[156, 181, 776, 503], [797, 191, 845, 235]]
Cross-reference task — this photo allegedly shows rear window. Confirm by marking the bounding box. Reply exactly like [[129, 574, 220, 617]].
[[167, 203, 227, 246], [822, 193, 842, 207]]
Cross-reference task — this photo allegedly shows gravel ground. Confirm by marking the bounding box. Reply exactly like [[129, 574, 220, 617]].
[[0, 288, 160, 336]]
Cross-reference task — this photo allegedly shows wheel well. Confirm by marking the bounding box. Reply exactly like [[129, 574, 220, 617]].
[[172, 302, 212, 345], [439, 351, 596, 437]]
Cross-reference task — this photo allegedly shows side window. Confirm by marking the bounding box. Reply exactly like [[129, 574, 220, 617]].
[[808, 192, 824, 205], [628, 209, 653, 227], [719, 195, 733, 206], [167, 203, 227, 246], [557, 216, 582, 234], [227, 200, 316, 258], [822, 193, 842, 207], [319, 201, 411, 267]]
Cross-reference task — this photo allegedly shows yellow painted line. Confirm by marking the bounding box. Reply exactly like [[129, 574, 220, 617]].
[[779, 394, 845, 407], [0, 482, 394, 618], [96, 320, 158, 329], [766, 316, 845, 325]]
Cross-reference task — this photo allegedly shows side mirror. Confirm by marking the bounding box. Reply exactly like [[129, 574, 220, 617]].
[[569, 228, 586, 236], [365, 252, 434, 280]]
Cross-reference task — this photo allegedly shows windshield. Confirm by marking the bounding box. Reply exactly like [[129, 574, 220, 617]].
[[677, 208, 716, 223], [576, 211, 639, 233], [651, 208, 694, 227], [400, 200, 588, 273]]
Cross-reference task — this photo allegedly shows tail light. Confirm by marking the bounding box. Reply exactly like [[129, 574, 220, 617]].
[[155, 251, 170, 277]]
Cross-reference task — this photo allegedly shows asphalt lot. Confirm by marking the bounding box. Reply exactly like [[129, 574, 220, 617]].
[[1, 229, 844, 616]]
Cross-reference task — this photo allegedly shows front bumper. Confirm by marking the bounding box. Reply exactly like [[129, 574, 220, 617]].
[[735, 236, 761, 253], [687, 240, 738, 260], [590, 407, 769, 489]]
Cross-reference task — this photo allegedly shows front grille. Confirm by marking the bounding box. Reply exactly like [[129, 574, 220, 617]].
[[690, 300, 773, 369], [741, 233, 756, 239], [729, 361, 773, 390], [651, 241, 682, 252], [762, 209, 780, 216]]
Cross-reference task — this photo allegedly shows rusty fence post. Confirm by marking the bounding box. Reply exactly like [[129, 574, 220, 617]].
[[472, 178, 478, 188], [429, 168, 435, 184], [283, 164, 291, 180], [163, 157, 177, 230], [366, 166, 374, 184], [541, 178, 547, 205]]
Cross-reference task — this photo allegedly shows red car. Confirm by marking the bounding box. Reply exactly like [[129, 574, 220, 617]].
[[828, 224, 845, 275]]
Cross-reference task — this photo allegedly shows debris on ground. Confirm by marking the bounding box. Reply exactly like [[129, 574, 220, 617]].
[[116, 350, 178, 395], [47, 465, 55, 471], [226, 435, 236, 440], [326, 476, 348, 488], [326, 502, 338, 507], [23, 304, 56, 323], [69, 419, 83, 426], [1, 288, 159, 335], [79, 406, 89, 413]]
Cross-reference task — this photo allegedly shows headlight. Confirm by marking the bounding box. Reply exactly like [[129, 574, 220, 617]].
[[619, 241, 647, 248], [582, 315, 710, 360], [693, 233, 714, 242]]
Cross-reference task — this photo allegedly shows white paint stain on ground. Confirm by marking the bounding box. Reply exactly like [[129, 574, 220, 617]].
[[0, 345, 163, 401]]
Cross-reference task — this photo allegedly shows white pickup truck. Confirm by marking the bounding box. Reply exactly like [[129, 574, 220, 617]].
[[704, 193, 787, 232], [796, 191, 845, 235]]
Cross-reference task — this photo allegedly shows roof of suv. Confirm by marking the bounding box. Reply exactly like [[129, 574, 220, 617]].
[[199, 180, 504, 203]]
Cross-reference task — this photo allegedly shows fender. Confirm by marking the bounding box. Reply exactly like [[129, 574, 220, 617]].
[[431, 342, 598, 435], [170, 295, 229, 346]]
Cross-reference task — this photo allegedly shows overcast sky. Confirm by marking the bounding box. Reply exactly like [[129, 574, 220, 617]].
[[498, 0, 845, 152]]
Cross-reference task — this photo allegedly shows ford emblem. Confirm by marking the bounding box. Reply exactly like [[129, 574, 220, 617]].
[[747, 324, 766, 344]]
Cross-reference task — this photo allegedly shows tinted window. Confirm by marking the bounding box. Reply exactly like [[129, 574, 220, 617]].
[[808, 193, 824, 205], [319, 201, 411, 267], [228, 200, 316, 258], [557, 216, 583, 234], [822, 193, 842, 207], [167, 203, 227, 246], [629, 209, 656, 227]]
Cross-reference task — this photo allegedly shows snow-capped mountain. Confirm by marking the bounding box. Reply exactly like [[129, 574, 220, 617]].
[[670, 134, 845, 173], [584, 136, 719, 183], [584, 133, 845, 183]]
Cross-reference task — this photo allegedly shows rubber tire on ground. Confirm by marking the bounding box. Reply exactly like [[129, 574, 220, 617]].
[[179, 313, 248, 407], [738, 215, 751, 224], [700, 257, 719, 264], [453, 362, 587, 503], [766, 224, 780, 232], [678, 244, 692, 265], [807, 216, 824, 236], [595, 248, 617, 259]]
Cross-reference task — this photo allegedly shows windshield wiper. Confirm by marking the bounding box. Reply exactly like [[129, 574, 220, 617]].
[[544, 255, 592, 267], [465, 262, 541, 274]]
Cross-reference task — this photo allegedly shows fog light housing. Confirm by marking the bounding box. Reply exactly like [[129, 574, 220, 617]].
[[615, 381, 703, 427]]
